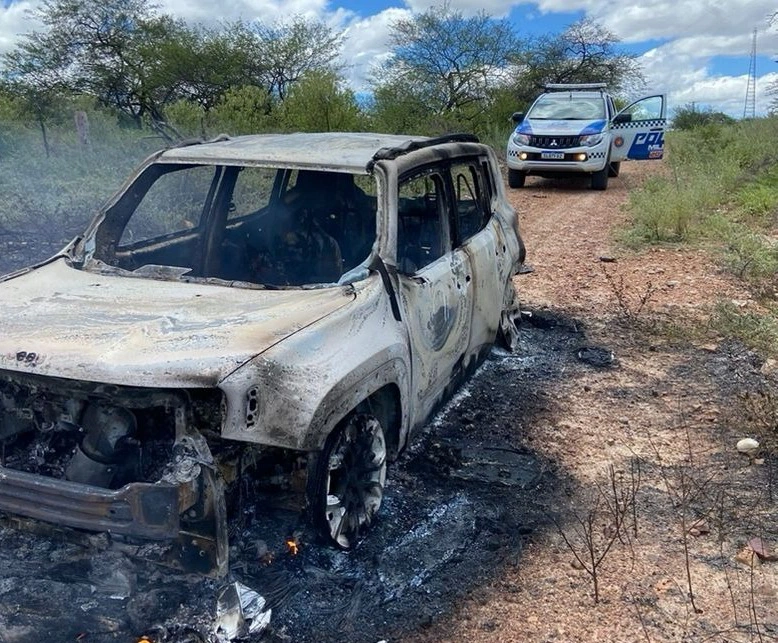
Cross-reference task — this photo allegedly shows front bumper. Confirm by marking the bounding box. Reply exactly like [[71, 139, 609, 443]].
[[0, 370, 229, 576], [0, 467, 179, 538], [0, 433, 228, 576], [507, 142, 608, 174]]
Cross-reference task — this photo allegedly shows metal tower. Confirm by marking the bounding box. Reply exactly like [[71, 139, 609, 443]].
[[744, 28, 757, 119]]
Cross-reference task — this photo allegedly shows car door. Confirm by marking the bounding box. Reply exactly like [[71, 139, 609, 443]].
[[394, 166, 474, 423], [610, 94, 667, 162], [448, 157, 511, 357]]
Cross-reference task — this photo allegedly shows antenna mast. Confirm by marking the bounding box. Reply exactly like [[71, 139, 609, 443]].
[[744, 28, 757, 119]]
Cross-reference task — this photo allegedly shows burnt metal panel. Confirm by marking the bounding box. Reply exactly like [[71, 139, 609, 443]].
[[0, 260, 355, 388], [0, 467, 179, 539]]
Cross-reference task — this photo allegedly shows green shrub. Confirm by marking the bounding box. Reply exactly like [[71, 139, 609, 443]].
[[164, 100, 208, 138], [625, 117, 778, 249], [710, 300, 778, 357]]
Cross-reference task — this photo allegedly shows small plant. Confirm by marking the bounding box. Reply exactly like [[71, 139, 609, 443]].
[[601, 264, 664, 324], [738, 181, 778, 221], [556, 463, 640, 604], [649, 427, 714, 616]]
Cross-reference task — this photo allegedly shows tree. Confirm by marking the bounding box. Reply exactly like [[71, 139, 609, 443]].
[[672, 103, 735, 130], [1, 39, 67, 156], [369, 80, 436, 134], [514, 18, 645, 107], [279, 70, 363, 132], [371, 5, 522, 126], [2, 0, 184, 131], [145, 24, 255, 114], [210, 85, 277, 135], [235, 18, 344, 102]]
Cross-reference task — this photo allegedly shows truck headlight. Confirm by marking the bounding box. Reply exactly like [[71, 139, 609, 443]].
[[579, 134, 603, 147], [512, 133, 530, 146]]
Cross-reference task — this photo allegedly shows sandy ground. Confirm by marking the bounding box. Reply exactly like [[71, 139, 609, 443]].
[[409, 163, 778, 643]]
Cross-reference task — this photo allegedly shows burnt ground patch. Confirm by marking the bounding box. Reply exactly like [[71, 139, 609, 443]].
[[0, 231, 595, 642], [0, 308, 592, 643]]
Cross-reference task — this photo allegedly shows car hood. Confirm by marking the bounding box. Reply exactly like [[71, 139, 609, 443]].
[[0, 259, 355, 387], [515, 118, 606, 137]]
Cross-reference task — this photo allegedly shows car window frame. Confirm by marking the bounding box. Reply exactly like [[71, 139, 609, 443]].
[[447, 157, 492, 247], [395, 164, 454, 275]]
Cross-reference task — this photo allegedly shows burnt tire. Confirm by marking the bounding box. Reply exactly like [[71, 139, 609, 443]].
[[591, 164, 609, 190], [307, 413, 387, 550], [508, 169, 526, 188], [608, 161, 621, 177]]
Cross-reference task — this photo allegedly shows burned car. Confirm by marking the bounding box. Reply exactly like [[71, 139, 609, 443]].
[[0, 132, 524, 575]]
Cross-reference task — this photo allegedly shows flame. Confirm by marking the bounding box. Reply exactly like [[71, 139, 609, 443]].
[[285, 538, 300, 556]]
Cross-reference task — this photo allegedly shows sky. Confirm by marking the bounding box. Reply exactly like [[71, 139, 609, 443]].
[[0, 0, 776, 118]]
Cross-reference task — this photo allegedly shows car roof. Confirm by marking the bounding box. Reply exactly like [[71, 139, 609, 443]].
[[158, 132, 430, 174]]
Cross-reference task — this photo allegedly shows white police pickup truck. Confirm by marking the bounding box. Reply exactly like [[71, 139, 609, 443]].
[[506, 83, 666, 190]]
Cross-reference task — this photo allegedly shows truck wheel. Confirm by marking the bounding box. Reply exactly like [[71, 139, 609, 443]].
[[591, 165, 609, 190], [608, 161, 621, 177], [307, 413, 387, 549], [508, 169, 526, 188]]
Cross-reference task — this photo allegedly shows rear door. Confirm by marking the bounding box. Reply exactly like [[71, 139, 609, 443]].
[[610, 94, 667, 162], [394, 166, 474, 423], [448, 157, 512, 357]]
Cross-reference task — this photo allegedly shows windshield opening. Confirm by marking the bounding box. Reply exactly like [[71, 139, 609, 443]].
[[88, 164, 378, 288]]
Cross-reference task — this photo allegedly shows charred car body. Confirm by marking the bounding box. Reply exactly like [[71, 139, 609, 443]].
[[0, 132, 524, 575]]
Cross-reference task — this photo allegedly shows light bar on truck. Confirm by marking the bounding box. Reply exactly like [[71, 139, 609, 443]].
[[543, 83, 607, 91]]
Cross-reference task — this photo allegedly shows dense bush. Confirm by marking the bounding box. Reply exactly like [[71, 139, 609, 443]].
[[625, 115, 778, 356], [624, 117, 778, 247]]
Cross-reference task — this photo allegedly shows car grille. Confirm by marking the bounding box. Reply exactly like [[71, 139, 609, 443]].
[[529, 135, 580, 149]]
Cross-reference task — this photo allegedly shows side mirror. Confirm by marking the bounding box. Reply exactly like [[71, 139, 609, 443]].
[[613, 113, 632, 124], [510, 112, 525, 124]]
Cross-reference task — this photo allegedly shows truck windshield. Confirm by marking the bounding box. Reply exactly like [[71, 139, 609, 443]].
[[528, 95, 605, 120]]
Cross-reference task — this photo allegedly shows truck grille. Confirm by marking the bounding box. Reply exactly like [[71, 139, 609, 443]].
[[529, 135, 580, 149]]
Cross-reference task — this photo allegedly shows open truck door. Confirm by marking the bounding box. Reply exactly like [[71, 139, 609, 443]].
[[610, 94, 666, 162]]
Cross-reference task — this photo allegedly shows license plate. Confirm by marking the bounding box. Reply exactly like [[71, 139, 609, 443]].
[[541, 151, 565, 160]]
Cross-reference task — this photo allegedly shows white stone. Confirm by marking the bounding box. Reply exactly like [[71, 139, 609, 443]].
[[736, 438, 760, 455]]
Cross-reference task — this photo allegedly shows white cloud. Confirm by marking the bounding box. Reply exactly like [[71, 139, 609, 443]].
[[636, 27, 778, 115], [157, 0, 329, 25], [0, 1, 39, 54], [531, 0, 774, 43], [402, 0, 516, 16], [598, 0, 773, 45], [662, 71, 778, 118], [339, 8, 410, 91]]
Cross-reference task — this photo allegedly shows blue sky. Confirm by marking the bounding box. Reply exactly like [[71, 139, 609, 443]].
[[1, 0, 776, 116]]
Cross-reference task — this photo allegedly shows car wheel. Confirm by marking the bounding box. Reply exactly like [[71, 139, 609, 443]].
[[591, 165, 609, 190], [308, 412, 387, 549], [508, 169, 526, 188], [608, 161, 621, 177]]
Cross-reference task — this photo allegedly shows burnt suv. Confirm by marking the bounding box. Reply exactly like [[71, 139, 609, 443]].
[[0, 132, 524, 575]]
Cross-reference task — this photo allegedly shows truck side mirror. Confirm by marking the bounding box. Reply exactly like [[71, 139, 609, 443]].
[[613, 113, 632, 124], [510, 112, 525, 124]]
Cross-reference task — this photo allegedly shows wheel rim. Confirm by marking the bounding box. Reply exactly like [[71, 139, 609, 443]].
[[323, 415, 387, 549]]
